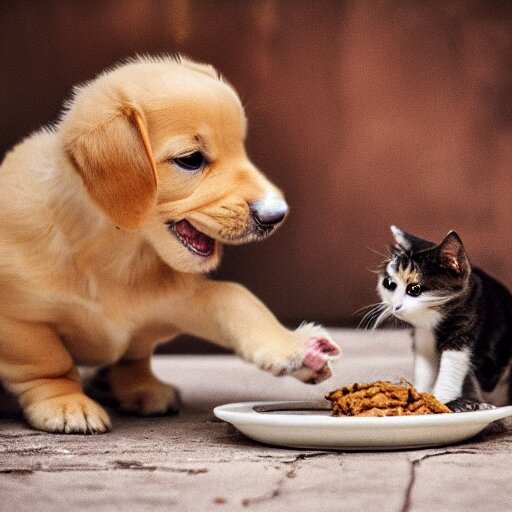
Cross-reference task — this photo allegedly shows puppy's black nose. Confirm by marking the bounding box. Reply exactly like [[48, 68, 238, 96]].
[[250, 196, 288, 228]]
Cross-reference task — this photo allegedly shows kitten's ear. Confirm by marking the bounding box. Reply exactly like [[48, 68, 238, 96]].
[[388, 244, 402, 257], [437, 231, 469, 275], [390, 225, 436, 252]]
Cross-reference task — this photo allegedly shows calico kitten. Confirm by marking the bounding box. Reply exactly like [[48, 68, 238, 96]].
[[375, 226, 512, 407]]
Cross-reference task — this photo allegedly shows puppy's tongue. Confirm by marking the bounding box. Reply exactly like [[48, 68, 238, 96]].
[[174, 220, 214, 255]]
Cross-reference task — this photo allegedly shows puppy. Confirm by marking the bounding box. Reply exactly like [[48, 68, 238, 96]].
[[0, 56, 340, 433]]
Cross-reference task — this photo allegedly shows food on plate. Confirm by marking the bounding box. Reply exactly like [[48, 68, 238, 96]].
[[325, 380, 452, 416]]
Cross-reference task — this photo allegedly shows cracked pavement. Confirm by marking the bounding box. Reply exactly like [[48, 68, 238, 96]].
[[1, 329, 511, 511]]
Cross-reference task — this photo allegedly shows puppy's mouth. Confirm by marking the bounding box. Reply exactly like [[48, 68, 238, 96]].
[[168, 220, 215, 258]]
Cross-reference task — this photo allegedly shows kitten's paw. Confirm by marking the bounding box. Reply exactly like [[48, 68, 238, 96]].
[[445, 398, 496, 412], [24, 393, 111, 434], [254, 324, 340, 384]]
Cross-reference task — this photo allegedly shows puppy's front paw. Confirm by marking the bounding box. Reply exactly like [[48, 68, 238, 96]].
[[88, 366, 181, 416], [303, 337, 341, 370], [290, 326, 340, 384], [117, 380, 181, 416], [255, 324, 340, 384], [24, 393, 111, 434]]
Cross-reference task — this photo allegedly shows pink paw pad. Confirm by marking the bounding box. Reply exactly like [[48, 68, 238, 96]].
[[303, 337, 340, 371]]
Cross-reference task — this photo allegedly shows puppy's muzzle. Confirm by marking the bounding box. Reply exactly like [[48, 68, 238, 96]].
[[250, 196, 288, 232]]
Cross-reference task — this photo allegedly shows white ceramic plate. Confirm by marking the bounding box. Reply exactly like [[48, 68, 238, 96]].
[[213, 401, 512, 451]]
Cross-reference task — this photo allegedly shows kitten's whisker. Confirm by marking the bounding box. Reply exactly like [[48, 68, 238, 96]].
[[357, 303, 389, 329], [357, 306, 380, 328], [357, 309, 379, 329], [385, 244, 398, 259], [372, 305, 393, 329], [366, 246, 389, 259], [421, 295, 454, 307], [353, 302, 384, 316]]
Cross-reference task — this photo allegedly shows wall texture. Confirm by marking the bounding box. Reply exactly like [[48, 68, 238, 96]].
[[1, 1, 511, 344]]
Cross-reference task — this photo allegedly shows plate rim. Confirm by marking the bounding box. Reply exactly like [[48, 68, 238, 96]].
[[213, 400, 512, 428]]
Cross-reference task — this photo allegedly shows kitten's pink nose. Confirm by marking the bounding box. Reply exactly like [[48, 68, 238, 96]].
[[394, 304, 403, 311]]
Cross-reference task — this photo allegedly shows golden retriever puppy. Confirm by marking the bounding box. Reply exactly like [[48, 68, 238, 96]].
[[0, 56, 340, 433]]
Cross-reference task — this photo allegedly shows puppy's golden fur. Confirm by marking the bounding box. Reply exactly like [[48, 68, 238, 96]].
[[0, 56, 339, 433]]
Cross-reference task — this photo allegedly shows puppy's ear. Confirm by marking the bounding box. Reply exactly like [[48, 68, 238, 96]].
[[65, 102, 157, 230]]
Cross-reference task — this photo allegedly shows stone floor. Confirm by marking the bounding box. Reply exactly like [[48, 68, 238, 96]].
[[1, 329, 511, 511]]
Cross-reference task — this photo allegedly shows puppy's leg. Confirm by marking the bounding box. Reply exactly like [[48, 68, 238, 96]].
[[90, 331, 180, 416], [0, 316, 110, 433], [174, 279, 340, 383], [96, 357, 180, 416]]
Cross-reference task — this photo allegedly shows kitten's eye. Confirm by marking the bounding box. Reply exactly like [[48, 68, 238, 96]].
[[382, 276, 397, 291], [172, 151, 207, 172], [406, 283, 422, 297]]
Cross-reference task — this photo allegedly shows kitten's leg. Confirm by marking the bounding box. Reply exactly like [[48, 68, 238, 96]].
[[413, 328, 438, 393], [433, 349, 471, 403], [414, 354, 438, 393], [445, 375, 497, 410]]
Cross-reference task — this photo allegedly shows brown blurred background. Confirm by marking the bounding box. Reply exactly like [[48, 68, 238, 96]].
[[1, 1, 511, 350]]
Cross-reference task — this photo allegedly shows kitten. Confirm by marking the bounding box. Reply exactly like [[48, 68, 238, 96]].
[[375, 226, 512, 407]]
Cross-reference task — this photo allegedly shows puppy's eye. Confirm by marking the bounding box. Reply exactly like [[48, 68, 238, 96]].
[[406, 283, 422, 297], [382, 276, 397, 291], [173, 151, 206, 172]]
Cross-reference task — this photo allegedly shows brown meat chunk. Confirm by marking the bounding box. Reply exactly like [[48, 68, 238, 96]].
[[325, 380, 452, 416]]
